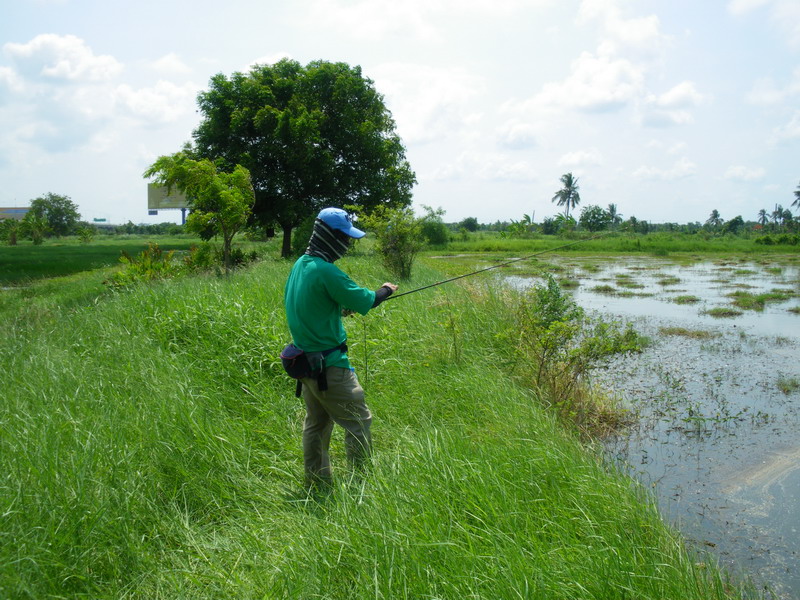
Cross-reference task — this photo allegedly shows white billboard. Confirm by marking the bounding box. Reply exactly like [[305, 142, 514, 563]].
[[147, 184, 189, 210]]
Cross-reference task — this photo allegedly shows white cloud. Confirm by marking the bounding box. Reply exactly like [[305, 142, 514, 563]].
[[496, 120, 539, 149], [558, 148, 604, 167], [724, 165, 766, 181], [727, 0, 770, 15], [747, 68, 800, 106], [114, 80, 199, 124], [641, 81, 704, 126], [370, 63, 484, 144], [728, 0, 800, 48], [578, 0, 669, 56], [532, 51, 644, 113], [4, 34, 122, 82], [431, 151, 537, 182], [151, 53, 192, 75], [633, 157, 697, 180], [651, 81, 705, 108], [306, 0, 545, 42], [0, 66, 24, 99], [772, 111, 800, 141]]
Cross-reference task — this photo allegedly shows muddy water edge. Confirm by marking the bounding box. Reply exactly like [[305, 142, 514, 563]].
[[500, 255, 800, 598]]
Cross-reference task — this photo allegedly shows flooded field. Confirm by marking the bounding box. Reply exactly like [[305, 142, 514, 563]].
[[506, 255, 800, 598]]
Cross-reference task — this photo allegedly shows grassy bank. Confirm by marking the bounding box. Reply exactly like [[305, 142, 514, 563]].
[[0, 257, 753, 598]]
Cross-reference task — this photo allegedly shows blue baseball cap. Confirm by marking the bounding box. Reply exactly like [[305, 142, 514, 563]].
[[317, 207, 366, 238]]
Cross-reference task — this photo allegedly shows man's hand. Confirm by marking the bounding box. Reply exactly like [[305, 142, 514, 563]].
[[382, 282, 399, 293]]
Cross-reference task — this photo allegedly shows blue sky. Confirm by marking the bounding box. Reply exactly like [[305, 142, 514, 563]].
[[1, 0, 798, 226]]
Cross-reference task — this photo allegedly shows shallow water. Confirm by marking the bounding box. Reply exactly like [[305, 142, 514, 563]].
[[505, 256, 800, 598]]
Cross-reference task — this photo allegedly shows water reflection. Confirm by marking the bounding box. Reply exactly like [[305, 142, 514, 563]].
[[507, 257, 800, 598]]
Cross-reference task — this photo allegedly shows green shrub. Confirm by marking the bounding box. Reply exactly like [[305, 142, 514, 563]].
[[357, 205, 424, 280], [105, 243, 182, 288]]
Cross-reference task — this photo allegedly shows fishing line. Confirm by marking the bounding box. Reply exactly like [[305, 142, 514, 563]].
[[386, 234, 607, 301]]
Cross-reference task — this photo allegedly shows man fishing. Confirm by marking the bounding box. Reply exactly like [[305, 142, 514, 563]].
[[284, 207, 397, 489]]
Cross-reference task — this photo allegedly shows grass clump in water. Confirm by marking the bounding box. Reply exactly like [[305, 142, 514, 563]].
[[656, 275, 681, 286], [673, 295, 701, 304], [659, 327, 719, 340], [558, 277, 580, 289], [591, 284, 617, 294], [728, 290, 793, 311], [705, 307, 744, 318], [777, 377, 800, 394]]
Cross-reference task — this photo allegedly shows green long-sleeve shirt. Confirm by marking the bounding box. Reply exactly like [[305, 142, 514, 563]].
[[284, 255, 376, 369]]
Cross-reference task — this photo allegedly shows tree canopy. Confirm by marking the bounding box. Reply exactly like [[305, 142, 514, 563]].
[[192, 58, 416, 256], [578, 205, 611, 232], [29, 192, 80, 237]]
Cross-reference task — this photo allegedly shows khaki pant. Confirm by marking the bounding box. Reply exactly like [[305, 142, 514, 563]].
[[301, 367, 372, 485]]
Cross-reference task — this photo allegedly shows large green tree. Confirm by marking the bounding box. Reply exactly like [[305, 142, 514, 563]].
[[551, 173, 581, 218], [192, 59, 416, 257], [29, 192, 80, 237]]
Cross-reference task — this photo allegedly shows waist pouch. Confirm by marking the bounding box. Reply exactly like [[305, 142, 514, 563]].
[[280, 342, 347, 394]]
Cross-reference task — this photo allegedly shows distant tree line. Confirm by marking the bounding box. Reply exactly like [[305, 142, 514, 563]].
[[443, 177, 800, 239]]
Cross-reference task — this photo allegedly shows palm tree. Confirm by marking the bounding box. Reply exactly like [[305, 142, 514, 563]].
[[757, 208, 768, 227], [771, 204, 784, 230], [552, 173, 581, 218], [793, 181, 800, 213], [607, 203, 622, 228], [706, 209, 723, 230]]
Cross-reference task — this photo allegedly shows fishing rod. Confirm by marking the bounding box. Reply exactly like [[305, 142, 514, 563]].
[[386, 234, 606, 301]]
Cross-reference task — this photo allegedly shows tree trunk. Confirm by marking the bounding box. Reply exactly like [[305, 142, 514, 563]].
[[223, 233, 232, 276], [281, 225, 293, 258]]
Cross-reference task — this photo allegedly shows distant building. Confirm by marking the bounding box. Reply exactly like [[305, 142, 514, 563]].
[[0, 207, 30, 221]]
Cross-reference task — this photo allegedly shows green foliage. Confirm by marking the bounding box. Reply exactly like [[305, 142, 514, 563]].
[[193, 58, 417, 257], [722, 215, 745, 234], [506, 213, 534, 237], [290, 214, 317, 257], [459, 216, 479, 232], [755, 234, 799, 245], [105, 243, 182, 288], [77, 226, 95, 244], [509, 275, 641, 428], [144, 153, 255, 274], [29, 192, 81, 237], [578, 204, 611, 232], [183, 242, 218, 273], [20, 211, 49, 244], [0, 219, 20, 245], [540, 216, 558, 235], [419, 205, 449, 246], [357, 204, 424, 279], [116, 221, 185, 235]]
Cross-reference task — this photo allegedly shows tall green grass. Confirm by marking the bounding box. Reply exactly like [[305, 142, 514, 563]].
[[0, 236, 200, 284], [0, 257, 755, 598]]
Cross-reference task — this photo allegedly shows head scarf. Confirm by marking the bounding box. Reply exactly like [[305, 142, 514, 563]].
[[305, 218, 350, 263]]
